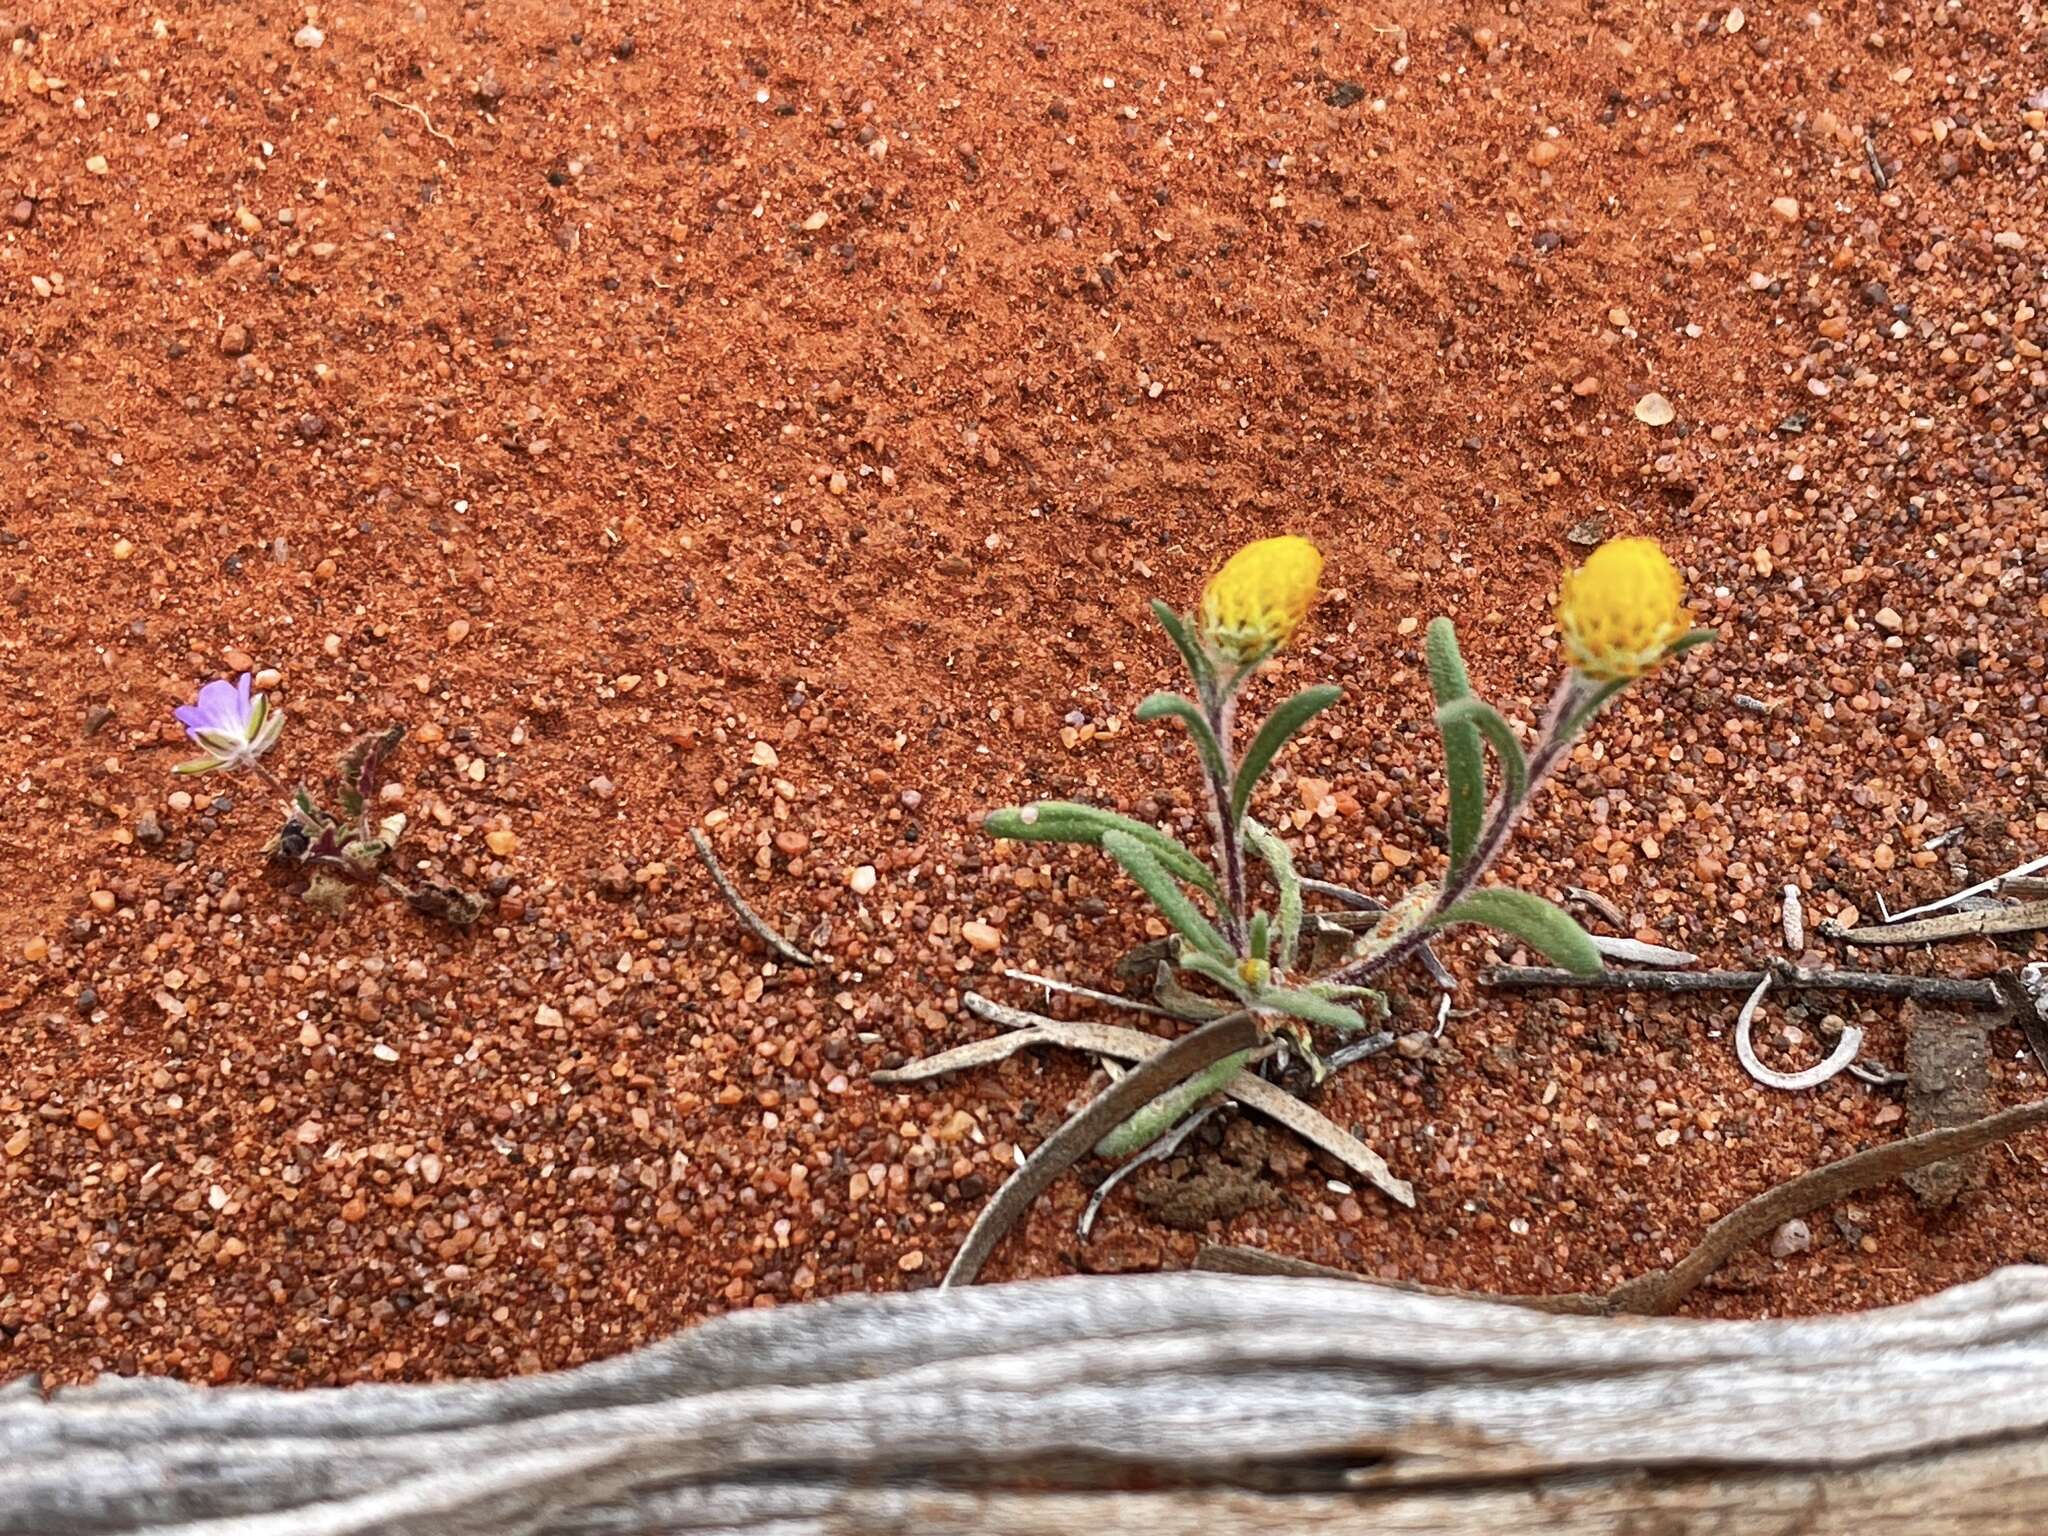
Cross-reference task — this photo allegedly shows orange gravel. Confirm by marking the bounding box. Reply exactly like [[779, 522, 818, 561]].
[[2, 2, 2044, 1387]]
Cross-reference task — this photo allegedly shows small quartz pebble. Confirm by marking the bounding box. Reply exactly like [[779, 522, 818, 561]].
[[750, 741, 780, 769], [293, 23, 325, 48], [1527, 138, 1559, 167], [1770, 195, 1801, 223], [960, 920, 1002, 952], [85, 154, 109, 175], [849, 864, 878, 895], [1633, 391, 1676, 426], [1771, 1218, 1813, 1258], [372, 1042, 400, 1063], [1725, 6, 1745, 32], [485, 829, 519, 856]]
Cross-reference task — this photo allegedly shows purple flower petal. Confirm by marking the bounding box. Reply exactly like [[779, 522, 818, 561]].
[[176, 676, 254, 741]]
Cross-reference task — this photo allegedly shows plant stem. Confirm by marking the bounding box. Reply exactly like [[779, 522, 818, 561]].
[[1201, 677, 1249, 952], [1319, 674, 1593, 991]]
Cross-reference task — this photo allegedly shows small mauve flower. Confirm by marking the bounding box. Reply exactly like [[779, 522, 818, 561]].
[[174, 673, 283, 775]]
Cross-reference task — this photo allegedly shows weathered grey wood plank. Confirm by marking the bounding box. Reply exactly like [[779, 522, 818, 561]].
[[5, 1267, 2047, 1534]]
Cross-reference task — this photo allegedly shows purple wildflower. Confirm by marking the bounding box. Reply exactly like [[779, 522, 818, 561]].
[[174, 673, 284, 775]]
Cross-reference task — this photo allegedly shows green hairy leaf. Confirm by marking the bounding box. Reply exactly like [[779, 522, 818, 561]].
[[1229, 684, 1341, 826], [1671, 626, 1718, 657], [1248, 910, 1270, 962], [1150, 599, 1217, 697], [1424, 615, 1474, 703], [1254, 985, 1368, 1033], [1426, 619, 1485, 878], [1177, 948, 1255, 1000], [1241, 818, 1303, 974], [1435, 696, 1528, 808], [1312, 983, 1390, 1018], [1134, 691, 1230, 794], [984, 802, 1220, 899], [1094, 1050, 1251, 1160], [1430, 887, 1603, 977], [1101, 830, 1234, 961]]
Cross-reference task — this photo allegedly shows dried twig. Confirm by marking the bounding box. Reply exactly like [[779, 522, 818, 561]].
[[885, 994, 1414, 1204], [1077, 1103, 1221, 1239], [1609, 1098, 2048, 1314], [1002, 968, 1177, 1018], [687, 828, 816, 966], [1884, 854, 2048, 924], [369, 91, 457, 147], [1825, 900, 2048, 948], [1324, 1030, 1397, 1073], [1202, 1095, 2048, 1316], [1565, 885, 1628, 930], [942, 1012, 1260, 1288], [1481, 960, 2014, 1011]]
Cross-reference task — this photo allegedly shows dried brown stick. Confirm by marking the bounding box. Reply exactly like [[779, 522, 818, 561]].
[[1609, 1097, 2048, 1314], [1826, 900, 2048, 948], [1481, 962, 2011, 1011], [941, 1011, 1260, 1289], [687, 828, 817, 966], [1202, 1097, 2048, 1318]]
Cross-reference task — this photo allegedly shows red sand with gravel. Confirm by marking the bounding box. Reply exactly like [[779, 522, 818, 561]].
[[3, 2, 2044, 1387]]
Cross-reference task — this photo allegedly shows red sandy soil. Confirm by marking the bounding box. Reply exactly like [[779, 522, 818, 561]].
[[2, 1, 2044, 1387]]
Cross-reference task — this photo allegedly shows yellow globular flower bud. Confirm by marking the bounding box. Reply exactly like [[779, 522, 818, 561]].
[[1198, 536, 1324, 663], [1555, 537, 1694, 681], [1237, 956, 1271, 989]]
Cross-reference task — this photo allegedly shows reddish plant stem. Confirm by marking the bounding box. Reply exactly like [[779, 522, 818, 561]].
[[1319, 674, 1592, 990]]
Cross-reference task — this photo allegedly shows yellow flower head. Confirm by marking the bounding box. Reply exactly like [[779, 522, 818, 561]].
[[1555, 537, 1694, 681], [1237, 956, 1271, 989], [1199, 536, 1324, 663]]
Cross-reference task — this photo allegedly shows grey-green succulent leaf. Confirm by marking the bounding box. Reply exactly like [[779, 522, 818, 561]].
[[1241, 818, 1303, 974], [1254, 985, 1369, 1034], [1429, 887, 1603, 977], [1230, 684, 1342, 826], [1094, 1050, 1251, 1160], [1426, 619, 1485, 878], [1311, 983, 1390, 1018], [1435, 695, 1529, 808], [1134, 691, 1230, 795], [1149, 599, 1218, 699], [983, 801, 1221, 899], [1177, 948, 1256, 1000], [1101, 829, 1235, 961], [1424, 615, 1474, 704]]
